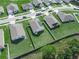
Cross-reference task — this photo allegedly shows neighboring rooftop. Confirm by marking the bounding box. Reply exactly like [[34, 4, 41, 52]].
[[22, 3, 33, 11], [63, 0, 71, 3], [7, 3, 19, 15], [57, 11, 75, 23], [0, 29, 4, 49]]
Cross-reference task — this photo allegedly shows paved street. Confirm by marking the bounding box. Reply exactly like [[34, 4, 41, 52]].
[[0, 4, 75, 26]]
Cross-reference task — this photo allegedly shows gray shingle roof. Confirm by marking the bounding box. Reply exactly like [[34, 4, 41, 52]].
[[44, 14, 59, 29], [9, 24, 26, 41], [63, 0, 71, 3], [29, 19, 44, 35], [32, 0, 42, 6], [58, 11, 74, 22], [7, 3, 19, 15], [51, 0, 62, 3], [22, 3, 33, 11]]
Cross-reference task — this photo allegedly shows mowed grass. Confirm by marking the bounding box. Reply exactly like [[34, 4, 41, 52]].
[[51, 22, 79, 39], [27, 22, 54, 49], [0, 0, 31, 6], [0, 48, 7, 59], [46, 13, 79, 39], [39, 13, 79, 40], [21, 52, 42, 59], [3, 23, 34, 59], [0, 26, 8, 59], [0, 0, 31, 18]]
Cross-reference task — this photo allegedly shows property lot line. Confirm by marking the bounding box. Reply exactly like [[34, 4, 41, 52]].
[[0, 51, 1, 55], [43, 22, 56, 40], [26, 26, 35, 49], [73, 13, 79, 23], [6, 43, 10, 59]]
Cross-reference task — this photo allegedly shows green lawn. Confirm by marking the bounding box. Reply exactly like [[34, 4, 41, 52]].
[[27, 22, 54, 49], [0, 48, 7, 59], [51, 22, 79, 39], [3, 22, 34, 59], [21, 52, 42, 59], [39, 13, 79, 40], [0, 26, 8, 59], [0, 0, 31, 18]]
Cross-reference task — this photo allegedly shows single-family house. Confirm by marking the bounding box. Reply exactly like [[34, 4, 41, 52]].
[[29, 19, 44, 35], [9, 24, 26, 42], [44, 14, 59, 29]]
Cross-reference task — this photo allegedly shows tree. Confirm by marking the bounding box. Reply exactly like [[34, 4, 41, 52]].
[[64, 48, 73, 59], [40, 45, 56, 59], [68, 39, 79, 53]]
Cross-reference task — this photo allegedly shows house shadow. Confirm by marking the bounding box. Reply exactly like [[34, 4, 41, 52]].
[[29, 26, 44, 37], [11, 36, 25, 44]]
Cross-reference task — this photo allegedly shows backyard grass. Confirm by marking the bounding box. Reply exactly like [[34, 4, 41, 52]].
[[0, 26, 8, 59], [27, 21, 54, 49], [3, 22, 34, 59], [0, 25, 13, 59], [10, 24, 34, 58], [0, 48, 7, 59], [51, 22, 79, 39], [39, 13, 79, 40]]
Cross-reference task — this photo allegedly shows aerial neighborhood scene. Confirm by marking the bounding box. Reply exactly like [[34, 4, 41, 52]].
[[0, 0, 79, 59]]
